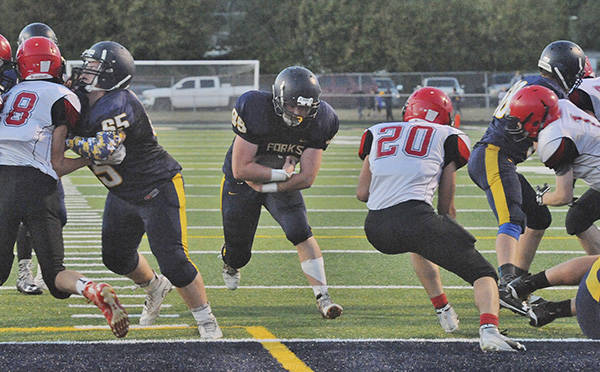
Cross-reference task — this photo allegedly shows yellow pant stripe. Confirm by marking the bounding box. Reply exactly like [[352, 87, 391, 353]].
[[246, 326, 313, 372], [220, 176, 226, 212], [172, 173, 198, 271], [485, 145, 510, 225], [585, 257, 600, 301]]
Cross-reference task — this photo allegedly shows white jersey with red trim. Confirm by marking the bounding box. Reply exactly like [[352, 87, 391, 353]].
[[0, 80, 80, 179], [362, 120, 470, 210], [538, 99, 600, 191], [574, 77, 600, 120]]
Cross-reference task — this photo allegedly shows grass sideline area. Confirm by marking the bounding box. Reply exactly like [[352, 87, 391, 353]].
[[0, 125, 588, 343]]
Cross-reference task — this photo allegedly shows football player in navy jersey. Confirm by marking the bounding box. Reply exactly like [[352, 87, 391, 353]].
[[66, 41, 222, 338], [467, 40, 586, 317], [356, 88, 524, 352], [220, 66, 343, 319]]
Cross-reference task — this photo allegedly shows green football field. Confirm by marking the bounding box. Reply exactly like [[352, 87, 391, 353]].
[[0, 125, 588, 342]]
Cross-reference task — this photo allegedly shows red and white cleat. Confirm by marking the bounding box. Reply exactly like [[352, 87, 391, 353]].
[[83, 282, 129, 338]]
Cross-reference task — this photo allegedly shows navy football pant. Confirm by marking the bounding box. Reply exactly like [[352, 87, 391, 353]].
[[0, 166, 70, 299], [101, 173, 198, 288], [468, 144, 551, 232], [220, 177, 313, 269], [364, 200, 497, 285], [576, 257, 600, 339]]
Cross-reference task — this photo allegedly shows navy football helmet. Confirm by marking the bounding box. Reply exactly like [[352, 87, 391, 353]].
[[272, 66, 321, 127], [538, 40, 585, 94], [18, 22, 58, 46], [72, 41, 135, 92]]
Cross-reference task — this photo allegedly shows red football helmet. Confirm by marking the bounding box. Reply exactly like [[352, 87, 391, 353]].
[[16, 36, 62, 80], [402, 87, 454, 125], [505, 85, 560, 140], [583, 56, 595, 78], [0, 33, 11, 66]]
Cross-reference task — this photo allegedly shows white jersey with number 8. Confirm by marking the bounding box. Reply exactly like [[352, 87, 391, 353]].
[[0, 80, 80, 179]]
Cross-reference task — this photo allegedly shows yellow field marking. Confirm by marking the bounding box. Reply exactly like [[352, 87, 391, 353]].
[[245, 326, 313, 372]]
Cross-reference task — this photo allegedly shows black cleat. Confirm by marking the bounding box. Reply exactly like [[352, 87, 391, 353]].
[[498, 275, 529, 316], [528, 301, 558, 327], [507, 274, 537, 301]]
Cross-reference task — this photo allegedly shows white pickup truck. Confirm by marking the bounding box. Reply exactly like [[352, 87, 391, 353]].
[[141, 76, 253, 110]]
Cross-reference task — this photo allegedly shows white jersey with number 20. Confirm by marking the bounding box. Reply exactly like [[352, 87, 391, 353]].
[[364, 120, 470, 210]]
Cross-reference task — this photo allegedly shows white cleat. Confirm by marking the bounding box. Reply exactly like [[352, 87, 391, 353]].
[[198, 314, 223, 339], [479, 324, 526, 352], [316, 293, 343, 319], [436, 304, 459, 333], [16, 259, 42, 295], [33, 263, 47, 290], [139, 274, 173, 326], [222, 263, 241, 290]]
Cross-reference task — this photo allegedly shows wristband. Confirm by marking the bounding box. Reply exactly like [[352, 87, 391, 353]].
[[270, 169, 291, 182], [261, 183, 278, 193]]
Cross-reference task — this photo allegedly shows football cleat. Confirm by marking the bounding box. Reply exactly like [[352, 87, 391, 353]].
[[83, 282, 129, 338], [498, 275, 529, 316], [507, 274, 537, 301], [316, 293, 343, 319], [33, 263, 48, 290], [197, 313, 223, 339], [16, 259, 42, 295], [222, 263, 241, 290], [479, 324, 526, 352], [139, 274, 173, 326], [528, 301, 558, 327], [435, 304, 459, 333]]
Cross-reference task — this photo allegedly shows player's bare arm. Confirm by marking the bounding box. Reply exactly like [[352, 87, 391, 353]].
[[437, 162, 457, 218], [356, 155, 371, 202], [231, 135, 285, 182], [539, 168, 575, 206], [51, 125, 91, 176]]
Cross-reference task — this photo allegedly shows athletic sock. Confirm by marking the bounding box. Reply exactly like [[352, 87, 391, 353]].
[[480, 313, 499, 327], [547, 299, 573, 318], [75, 277, 92, 295], [431, 293, 448, 309], [529, 271, 551, 290]]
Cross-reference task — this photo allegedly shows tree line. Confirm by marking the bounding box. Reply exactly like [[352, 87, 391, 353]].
[[0, 0, 598, 74]]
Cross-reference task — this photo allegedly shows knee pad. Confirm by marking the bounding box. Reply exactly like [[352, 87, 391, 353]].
[[155, 250, 198, 288], [222, 243, 252, 270], [498, 222, 521, 240], [285, 226, 313, 246], [102, 250, 139, 276], [526, 205, 552, 230], [566, 203, 594, 235]]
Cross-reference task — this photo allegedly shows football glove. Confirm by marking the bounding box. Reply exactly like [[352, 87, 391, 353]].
[[93, 144, 126, 165], [535, 183, 550, 206]]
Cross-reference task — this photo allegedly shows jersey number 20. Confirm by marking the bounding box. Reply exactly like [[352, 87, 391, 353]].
[[376, 125, 435, 158]]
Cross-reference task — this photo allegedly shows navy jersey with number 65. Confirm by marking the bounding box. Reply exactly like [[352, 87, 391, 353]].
[[72, 90, 181, 202], [222, 90, 339, 180]]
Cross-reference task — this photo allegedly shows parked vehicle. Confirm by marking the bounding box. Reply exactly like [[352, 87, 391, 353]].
[[487, 72, 513, 98], [421, 77, 464, 96], [141, 76, 253, 110], [374, 77, 403, 107]]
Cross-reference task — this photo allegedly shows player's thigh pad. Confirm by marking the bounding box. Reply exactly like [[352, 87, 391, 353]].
[[221, 179, 263, 268], [566, 189, 600, 235], [101, 193, 145, 275], [576, 260, 600, 339], [264, 191, 312, 245], [518, 173, 551, 230], [468, 145, 526, 230], [141, 179, 198, 287]]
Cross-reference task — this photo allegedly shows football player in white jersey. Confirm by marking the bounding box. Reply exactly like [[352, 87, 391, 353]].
[[356, 87, 525, 352], [0, 37, 129, 338], [504, 86, 600, 336]]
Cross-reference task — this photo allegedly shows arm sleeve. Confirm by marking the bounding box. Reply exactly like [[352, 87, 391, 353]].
[[66, 131, 126, 161], [543, 137, 579, 175], [443, 134, 471, 169], [51, 97, 80, 129], [358, 129, 373, 160], [569, 89, 594, 113]]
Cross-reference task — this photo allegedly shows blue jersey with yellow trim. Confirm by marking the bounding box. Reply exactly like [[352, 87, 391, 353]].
[[475, 75, 566, 163], [222, 90, 339, 180], [0, 68, 18, 93], [73, 89, 181, 202]]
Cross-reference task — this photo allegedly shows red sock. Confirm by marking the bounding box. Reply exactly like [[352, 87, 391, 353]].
[[430, 293, 448, 309], [480, 313, 499, 327]]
